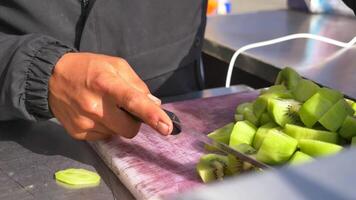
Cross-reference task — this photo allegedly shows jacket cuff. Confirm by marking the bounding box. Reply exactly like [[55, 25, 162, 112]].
[[25, 41, 75, 120]]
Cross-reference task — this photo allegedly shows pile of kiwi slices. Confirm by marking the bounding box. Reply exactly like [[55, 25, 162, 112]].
[[196, 67, 356, 183]]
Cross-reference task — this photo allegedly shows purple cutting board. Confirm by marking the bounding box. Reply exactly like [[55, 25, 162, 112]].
[[91, 91, 259, 200]]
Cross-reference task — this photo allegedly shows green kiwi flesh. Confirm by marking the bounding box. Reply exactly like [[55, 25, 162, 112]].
[[318, 99, 350, 132], [260, 85, 288, 95], [292, 79, 320, 102], [196, 154, 229, 183], [275, 67, 302, 90], [236, 102, 253, 114], [229, 120, 257, 146], [288, 151, 313, 165], [242, 104, 259, 126], [339, 116, 356, 140], [267, 98, 301, 127], [234, 114, 244, 122], [230, 143, 257, 155], [253, 91, 293, 118], [298, 139, 343, 157], [256, 132, 298, 165], [205, 123, 234, 151], [284, 124, 338, 144], [259, 112, 272, 125], [252, 122, 279, 150]]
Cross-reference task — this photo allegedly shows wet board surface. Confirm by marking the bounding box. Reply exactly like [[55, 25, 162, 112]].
[[90, 91, 259, 200]]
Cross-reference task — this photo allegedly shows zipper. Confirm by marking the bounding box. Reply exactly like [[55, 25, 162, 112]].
[[75, 0, 90, 49]]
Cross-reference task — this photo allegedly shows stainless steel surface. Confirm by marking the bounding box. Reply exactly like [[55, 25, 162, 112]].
[[203, 10, 356, 98], [0, 85, 252, 199]]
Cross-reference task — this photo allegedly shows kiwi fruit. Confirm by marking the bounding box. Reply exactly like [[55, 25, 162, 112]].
[[275, 67, 302, 90], [196, 154, 229, 183], [318, 87, 343, 103], [234, 114, 244, 122], [205, 123, 234, 151], [351, 136, 356, 146], [253, 91, 293, 118], [284, 124, 338, 144], [230, 143, 257, 155], [299, 92, 334, 128], [345, 98, 355, 106], [298, 139, 343, 157], [260, 85, 289, 95], [318, 99, 350, 132], [236, 102, 253, 114], [253, 122, 279, 150], [256, 132, 298, 165], [339, 116, 356, 140], [259, 112, 272, 125], [292, 79, 320, 102], [288, 151, 313, 165], [226, 154, 243, 175], [229, 120, 257, 147], [242, 104, 260, 126], [267, 98, 301, 127]]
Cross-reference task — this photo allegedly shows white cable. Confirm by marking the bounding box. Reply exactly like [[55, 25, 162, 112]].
[[225, 33, 356, 88]]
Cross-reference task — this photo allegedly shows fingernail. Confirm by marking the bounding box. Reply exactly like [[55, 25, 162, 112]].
[[148, 94, 161, 105], [157, 121, 171, 135]]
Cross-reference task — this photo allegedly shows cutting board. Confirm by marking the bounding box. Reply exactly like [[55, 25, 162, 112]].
[[90, 90, 259, 200]]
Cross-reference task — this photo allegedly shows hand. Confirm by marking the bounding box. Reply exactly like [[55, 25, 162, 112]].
[[49, 52, 173, 140]]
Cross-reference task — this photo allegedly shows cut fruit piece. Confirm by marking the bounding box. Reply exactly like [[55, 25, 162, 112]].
[[229, 121, 257, 146], [298, 139, 343, 157], [352, 103, 356, 116], [260, 85, 288, 95], [288, 151, 313, 165], [345, 98, 355, 106], [351, 136, 356, 146], [230, 143, 257, 155], [205, 123, 234, 151], [253, 91, 293, 118], [55, 168, 100, 186], [259, 112, 272, 125], [284, 124, 338, 144], [299, 92, 334, 127], [275, 67, 302, 90], [256, 132, 298, 165], [234, 114, 244, 122], [292, 79, 320, 102], [236, 102, 253, 114], [318, 99, 349, 132], [267, 98, 301, 127], [318, 87, 343, 103], [339, 116, 356, 140], [196, 154, 229, 183], [242, 105, 259, 126], [253, 122, 279, 150], [226, 154, 243, 175]]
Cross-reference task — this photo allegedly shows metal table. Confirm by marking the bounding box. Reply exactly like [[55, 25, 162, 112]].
[[203, 10, 356, 99], [0, 85, 253, 200]]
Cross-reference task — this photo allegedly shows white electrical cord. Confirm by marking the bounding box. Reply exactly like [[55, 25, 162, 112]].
[[225, 33, 356, 88]]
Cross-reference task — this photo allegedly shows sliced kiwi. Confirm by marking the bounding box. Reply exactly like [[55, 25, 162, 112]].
[[253, 91, 293, 118], [339, 116, 356, 140], [226, 154, 243, 175], [259, 112, 272, 125], [275, 67, 302, 90], [242, 104, 259, 126], [205, 123, 234, 151], [292, 79, 320, 102], [352, 103, 356, 116], [298, 139, 343, 157], [284, 124, 338, 144], [318, 99, 350, 132], [299, 92, 334, 128], [260, 85, 288, 95], [196, 154, 229, 183], [288, 151, 313, 165], [318, 87, 343, 103], [267, 98, 301, 127], [234, 114, 244, 122], [236, 102, 253, 114], [55, 168, 101, 186], [345, 98, 355, 106], [256, 132, 298, 165], [229, 120, 257, 147], [253, 122, 279, 150], [230, 143, 257, 155]]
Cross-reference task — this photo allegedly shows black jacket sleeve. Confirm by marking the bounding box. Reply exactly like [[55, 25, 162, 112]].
[[343, 0, 356, 14], [0, 33, 74, 121]]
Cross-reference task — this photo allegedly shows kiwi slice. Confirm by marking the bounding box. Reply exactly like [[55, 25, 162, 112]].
[[231, 143, 257, 154], [236, 102, 253, 114], [253, 122, 279, 150], [275, 67, 301, 90], [267, 98, 301, 127], [242, 104, 259, 126], [55, 168, 101, 186], [253, 91, 293, 118], [298, 139, 343, 157], [226, 154, 243, 175], [318, 87, 343, 103], [234, 114, 244, 122], [256, 132, 298, 165], [229, 121, 257, 147], [196, 154, 229, 183], [299, 92, 334, 127], [259, 112, 272, 125], [288, 151, 313, 165], [284, 124, 338, 144], [205, 123, 234, 151], [339, 116, 356, 140], [345, 98, 355, 106], [318, 99, 350, 132], [292, 79, 320, 102], [260, 85, 289, 95]]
